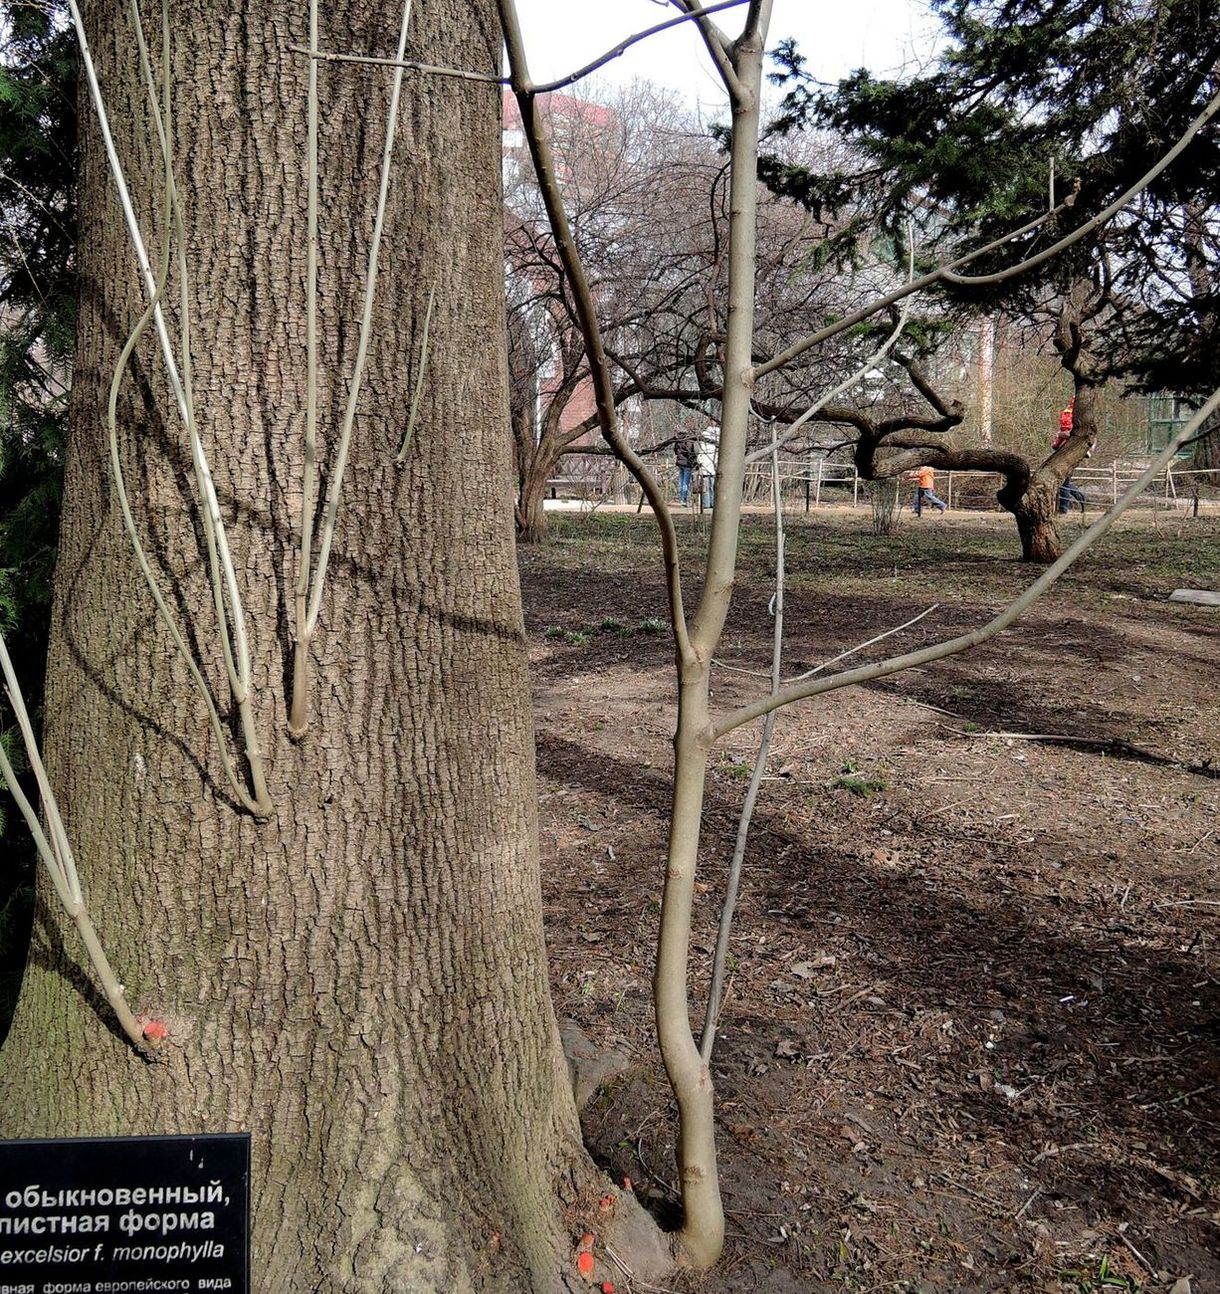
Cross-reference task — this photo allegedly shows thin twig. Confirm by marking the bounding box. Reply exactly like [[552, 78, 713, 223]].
[[1114, 1230, 1155, 1275], [290, 0, 321, 737], [784, 604, 937, 686], [603, 1244, 684, 1294], [754, 210, 1054, 380], [952, 729, 1110, 743], [396, 280, 435, 462], [1032, 1141, 1094, 1163], [103, 66, 264, 815], [132, 0, 271, 813], [1013, 1187, 1041, 1221], [701, 448, 784, 1061], [670, 0, 739, 97], [292, 0, 414, 733], [531, 1, 749, 94], [290, 45, 504, 84], [1137, 1083, 1215, 1108]]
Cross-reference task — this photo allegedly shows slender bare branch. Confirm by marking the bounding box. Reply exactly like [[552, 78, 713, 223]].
[[670, 0, 740, 96], [103, 119, 268, 816], [396, 280, 435, 462], [500, 0, 694, 662], [291, 0, 414, 734], [291, 0, 750, 91], [754, 209, 1056, 380], [784, 604, 938, 685], [290, 0, 321, 737], [700, 448, 783, 1062], [532, 1, 749, 94], [135, 0, 272, 811], [291, 45, 504, 83], [0, 630, 153, 1054], [70, 0, 272, 814], [943, 86, 1220, 287]]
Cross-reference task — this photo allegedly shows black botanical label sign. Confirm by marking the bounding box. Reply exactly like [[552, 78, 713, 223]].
[[0, 1134, 249, 1293]]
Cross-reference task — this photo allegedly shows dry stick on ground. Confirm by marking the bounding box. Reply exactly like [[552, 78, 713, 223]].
[[289, 0, 413, 736], [68, 0, 272, 816]]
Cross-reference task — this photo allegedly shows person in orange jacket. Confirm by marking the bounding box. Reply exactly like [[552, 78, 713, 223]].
[[909, 464, 947, 516]]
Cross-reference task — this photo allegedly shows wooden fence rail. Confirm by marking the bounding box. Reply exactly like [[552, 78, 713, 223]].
[[549, 461, 1220, 516]]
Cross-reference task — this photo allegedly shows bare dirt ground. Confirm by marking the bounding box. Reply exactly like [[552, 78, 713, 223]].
[[520, 505, 1220, 1294]]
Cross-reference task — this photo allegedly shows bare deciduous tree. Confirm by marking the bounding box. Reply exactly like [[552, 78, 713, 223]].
[[502, 0, 1220, 1270]]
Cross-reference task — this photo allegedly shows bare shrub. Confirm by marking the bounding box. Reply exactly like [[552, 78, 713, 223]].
[[868, 476, 902, 535]]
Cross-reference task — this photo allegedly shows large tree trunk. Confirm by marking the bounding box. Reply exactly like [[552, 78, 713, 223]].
[[0, 1, 652, 1288], [1010, 478, 1063, 563], [516, 459, 551, 543]]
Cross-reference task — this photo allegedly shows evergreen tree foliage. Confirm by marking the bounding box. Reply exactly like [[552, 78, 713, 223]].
[[764, 0, 1220, 392], [0, 2, 77, 1028], [0, 4, 75, 691]]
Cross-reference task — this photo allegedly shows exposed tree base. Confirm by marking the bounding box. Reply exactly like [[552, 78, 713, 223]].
[[517, 510, 550, 544], [517, 476, 550, 543], [1008, 479, 1065, 563]]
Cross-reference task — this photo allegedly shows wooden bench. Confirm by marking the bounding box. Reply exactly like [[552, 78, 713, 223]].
[[546, 477, 603, 500]]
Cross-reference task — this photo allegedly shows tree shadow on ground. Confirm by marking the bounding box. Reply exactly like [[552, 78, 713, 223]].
[[538, 727, 1220, 1284]]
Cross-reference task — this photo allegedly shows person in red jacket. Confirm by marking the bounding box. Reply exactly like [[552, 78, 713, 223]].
[[1053, 397, 1075, 450], [1052, 397, 1087, 513]]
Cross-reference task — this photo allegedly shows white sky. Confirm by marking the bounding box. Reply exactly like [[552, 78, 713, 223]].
[[510, 1, 943, 111]]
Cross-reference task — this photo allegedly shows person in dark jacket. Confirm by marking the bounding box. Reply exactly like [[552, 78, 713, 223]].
[[674, 427, 697, 505]]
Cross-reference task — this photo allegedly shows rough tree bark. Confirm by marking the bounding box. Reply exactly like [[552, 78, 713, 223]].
[[0, 1, 656, 1288]]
